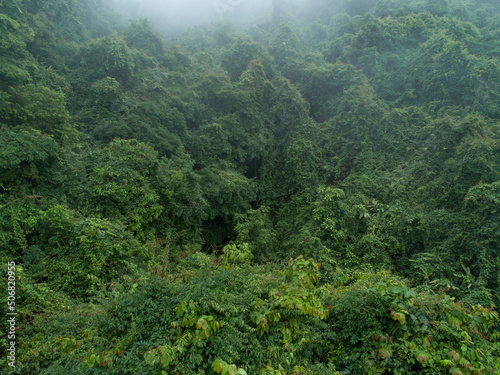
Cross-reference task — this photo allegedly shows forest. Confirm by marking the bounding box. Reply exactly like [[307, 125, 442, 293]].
[[0, 0, 499, 373]]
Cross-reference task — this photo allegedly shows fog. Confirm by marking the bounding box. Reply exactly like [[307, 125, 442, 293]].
[[110, 0, 276, 33]]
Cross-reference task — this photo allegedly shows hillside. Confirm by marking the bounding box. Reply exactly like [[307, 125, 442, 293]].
[[1, 0, 499, 373]]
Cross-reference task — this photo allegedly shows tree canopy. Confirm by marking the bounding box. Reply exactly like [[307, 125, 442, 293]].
[[1, 0, 499, 373]]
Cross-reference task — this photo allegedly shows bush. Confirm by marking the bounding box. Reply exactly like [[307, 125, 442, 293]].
[[26, 205, 147, 298], [324, 271, 500, 374]]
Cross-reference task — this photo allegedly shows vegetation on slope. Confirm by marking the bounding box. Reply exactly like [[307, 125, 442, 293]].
[[1, 0, 499, 373]]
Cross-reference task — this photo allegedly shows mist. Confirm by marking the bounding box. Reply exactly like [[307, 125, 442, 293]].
[[110, 0, 275, 34]]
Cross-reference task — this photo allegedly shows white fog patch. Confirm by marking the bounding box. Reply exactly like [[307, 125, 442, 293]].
[[111, 0, 273, 32]]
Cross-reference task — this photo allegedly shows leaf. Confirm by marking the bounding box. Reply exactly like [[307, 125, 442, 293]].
[[439, 360, 453, 367]]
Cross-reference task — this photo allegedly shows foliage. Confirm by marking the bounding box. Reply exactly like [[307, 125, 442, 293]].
[[26, 204, 147, 297], [0, 126, 60, 188], [3, 83, 74, 143], [86, 139, 163, 240], [2, 0, 500, 373], [0, 13, 36, 85], [325, 271, 500, 374], [8, 256, 500, 374], [74, 35, 136, 85]]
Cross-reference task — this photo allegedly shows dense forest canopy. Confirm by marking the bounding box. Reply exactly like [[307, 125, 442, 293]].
[[1, 0, 499, 374]]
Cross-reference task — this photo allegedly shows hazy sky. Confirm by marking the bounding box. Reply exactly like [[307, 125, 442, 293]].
[[111, 0, 274, 31]]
